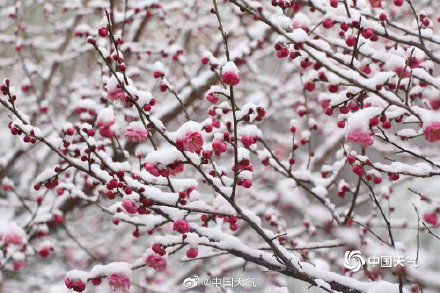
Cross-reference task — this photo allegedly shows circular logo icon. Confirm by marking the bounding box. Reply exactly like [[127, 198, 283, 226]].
[[183, 275, 199, 288], [344, 250, 365, 272]]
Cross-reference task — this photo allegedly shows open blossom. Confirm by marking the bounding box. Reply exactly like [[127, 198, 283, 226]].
[[168, 161, 184, 176], [222, 72, 240, 86], [346, 130, 373, 148], [145, 253, 167, 271], [240, 135, 257, 148], [107, 87, 125, 102], [65, 278, 86, 292], [122, 200, 137, 214], [144, 163, 160, 177], [173, 220, 190, 234], [108, 273, 130, 291], [183, 131, 203, 153], [124, 122, 148, 143], [424, 122, 440, 142], [212, 141, 227, 156], [221, 61, 240, 86]]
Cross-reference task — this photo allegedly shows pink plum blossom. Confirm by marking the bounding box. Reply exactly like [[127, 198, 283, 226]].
[[145, 253, 167, 271], [108, 273, 130, 291], [424, 122, 440, 142], [173, 220, 190, 234], [182, 131, 203, 153], [346, 130, 373, 148], [212, 141, 227, 156], [124, 122, 148, 143], [107, 88, 125, 103]]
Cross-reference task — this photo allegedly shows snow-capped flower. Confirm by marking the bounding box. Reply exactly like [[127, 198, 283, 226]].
[[122, 200, 137, 214], [322, 19, 333, 29], [168, 161, 184, 176], [108, 273, 130, 291], [124, 122, 148, 143], [99, 127, 114, 138], [352, 164, 364, 176], [183, 132, 203, 153], [346, 130, 373, 148], [65, 278, 86, 292], [97, 108, 116, 127], [345, 35, 356, 47], [91, 278, 102, 286], [424, 122, 440, 142], [206, 93, 219, 104], [173, 220, 190, 234], [186, 248, 198, 258], [145, 253, 167, 271], [144, 163, 160, 177], [240, 135, 257, 148], [212, 141, 227, 156], [107, 88, 125, 103], [242, 179, 252, 188], [222, 62, 240, 86]]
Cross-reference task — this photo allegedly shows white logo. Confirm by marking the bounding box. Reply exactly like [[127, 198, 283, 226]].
[[344, 250, 365, 272], [183, 275, 199, 288]]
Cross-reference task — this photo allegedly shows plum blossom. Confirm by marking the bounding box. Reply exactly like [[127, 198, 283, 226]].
[[65, 278, 86, 292], [107, 88, 125, 103], [173, 220, 190, 234], [424, 122, 440, 142], [206, 93, 219, 104], [186, 248, 198, 258], [222, 61, 240, 86], [108, 273, 130, 291], [144, 163, 160, 177], [97, 108, 116, 127], [4, 233, 23, 245], [122, 200, 137, 214], [124, 121, 148, 143], [168, 161, 184, 176], [240, 135, 257, 148], [182, 131, 203, 153], [212, 141, 227, 156], [145, 253, 167, 271], [3, 1, 440, 292], [346, 130, 373, 148], [99, 127, 114, 138]]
